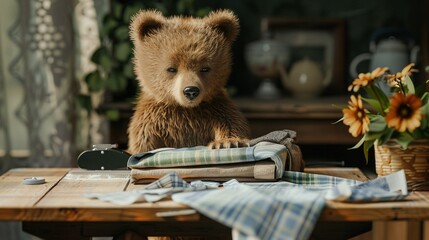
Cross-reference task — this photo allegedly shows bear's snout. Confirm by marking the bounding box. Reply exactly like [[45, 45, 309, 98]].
[[183, 86, 200, 100]]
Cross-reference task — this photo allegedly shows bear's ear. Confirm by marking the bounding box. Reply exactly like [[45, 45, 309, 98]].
[[130, 10, 165, 42], [205, 10, 240, 42]]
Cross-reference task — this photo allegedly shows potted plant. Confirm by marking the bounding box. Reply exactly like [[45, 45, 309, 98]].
[[341, 63, 429, 190]]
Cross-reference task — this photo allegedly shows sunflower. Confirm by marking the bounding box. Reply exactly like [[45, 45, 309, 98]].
[[385, 93, 423, 132], [342, 95, 370, 137], [348, 67, 389, 92], [386, 63, 417, 87]]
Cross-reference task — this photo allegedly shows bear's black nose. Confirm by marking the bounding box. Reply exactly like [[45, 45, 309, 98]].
[[183, 86, 200, 100]]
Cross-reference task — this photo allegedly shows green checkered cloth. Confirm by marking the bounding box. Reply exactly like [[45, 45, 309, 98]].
[[127, 142, 287, 179]]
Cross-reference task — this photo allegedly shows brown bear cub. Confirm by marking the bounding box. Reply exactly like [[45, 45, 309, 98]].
[[127, 10, 251, 154]]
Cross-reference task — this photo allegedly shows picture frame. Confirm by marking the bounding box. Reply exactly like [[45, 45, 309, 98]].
[[261, 17, 346, 95]]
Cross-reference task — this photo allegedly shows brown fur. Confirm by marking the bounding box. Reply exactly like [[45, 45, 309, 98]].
[[127, 10, 250, 154]]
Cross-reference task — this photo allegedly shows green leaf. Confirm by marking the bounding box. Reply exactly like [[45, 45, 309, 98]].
[[365, 84, 389, 113], [332, 117, 344, 124], [114, 41, 132, 62], [196, 8, 211, 17], [421, 92, 429, 103], [106, 72, 127, 92], [100, 55, 113, 72], [404, 75, 415, 94], [85, 70, 104, 92], [90, 47, 107, 64], [378, 127, 395, 145], [101, 15, 119, 37], [396, 132, 414, 149], [153, 3, 168, 15], [123, 62, 135, 78], [123, 5, 143, 22], [112, 2, 123, 20], [91, 47, 112, 71], [114, 26, 130, 41], [78, 94, 92, 112], [364, 131, 384, 141], [106, 109, 120, 121], [362, 97, 383, 114], [106, 72, 118, 92], [419, 101, 429, 129], [363, 139, 376, 163], [368, 115, 387, 132], [349, 136, 365, 150], [176, 1, 186, 15], [373, 85, 390, 106], [412, 129, 424, 139]]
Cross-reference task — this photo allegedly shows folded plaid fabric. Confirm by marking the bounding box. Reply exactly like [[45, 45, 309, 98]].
[[131, 160, 277, 183], [250, 129, 304, 171], [128, 142, 287, 179]]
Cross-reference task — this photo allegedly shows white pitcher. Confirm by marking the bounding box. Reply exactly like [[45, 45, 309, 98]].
[[350, 37, 420, 77]]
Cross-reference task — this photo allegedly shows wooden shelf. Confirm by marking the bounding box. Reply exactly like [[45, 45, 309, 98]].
[[233, 96, 356, 145]]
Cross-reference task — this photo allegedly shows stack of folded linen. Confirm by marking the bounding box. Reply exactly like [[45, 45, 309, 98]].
[[127, 129, 305, 183]]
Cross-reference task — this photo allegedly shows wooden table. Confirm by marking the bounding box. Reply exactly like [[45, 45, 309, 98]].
[[0, 168, 428, 240]]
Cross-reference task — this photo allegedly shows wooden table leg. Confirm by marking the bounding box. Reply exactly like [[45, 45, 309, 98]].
[[372, 221, 422, 240]]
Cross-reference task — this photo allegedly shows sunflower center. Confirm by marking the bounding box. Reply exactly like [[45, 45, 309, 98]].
[[357, 110, 364, 119], [398, 104, 412, 118]]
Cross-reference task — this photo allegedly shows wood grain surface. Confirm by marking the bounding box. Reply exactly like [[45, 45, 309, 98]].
[[1, 167, 429, 223]]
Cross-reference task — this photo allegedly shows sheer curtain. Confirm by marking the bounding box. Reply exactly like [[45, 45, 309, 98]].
[[0, 0, 108, 238]]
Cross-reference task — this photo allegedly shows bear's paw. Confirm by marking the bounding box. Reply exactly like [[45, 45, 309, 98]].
[[208, 137, 250, 149]]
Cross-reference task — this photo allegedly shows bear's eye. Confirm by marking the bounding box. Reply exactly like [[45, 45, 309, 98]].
[[167, 67, 177, 73], [200, 67, 210, 73]]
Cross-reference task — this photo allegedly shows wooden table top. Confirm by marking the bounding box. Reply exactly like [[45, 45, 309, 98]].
[[1, 167, 428, 223]]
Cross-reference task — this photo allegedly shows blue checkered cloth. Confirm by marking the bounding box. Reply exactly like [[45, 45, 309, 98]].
[[87, 170, 407, 239], [172, 170, 407, 240], [173, 180, 325, 240]]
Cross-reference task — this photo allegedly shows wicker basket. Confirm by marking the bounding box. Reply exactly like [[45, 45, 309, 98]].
[[375, 140, 429, 191]]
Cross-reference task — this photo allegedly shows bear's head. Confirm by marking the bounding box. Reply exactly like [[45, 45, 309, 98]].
[[130, 10, 239, 108]]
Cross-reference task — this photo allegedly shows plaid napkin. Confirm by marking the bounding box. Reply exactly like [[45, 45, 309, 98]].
[[86, 170, 408, 239], [173, 170, 407, 240], [173, 180, 325, 240], [325, 170, 408, 202], [128, 142, 287, 179], [85, 172, 217, 205]]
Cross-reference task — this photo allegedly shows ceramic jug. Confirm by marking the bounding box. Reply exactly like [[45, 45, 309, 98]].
[[279, 58, 331, 99], [350, 28, 420, 79]]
